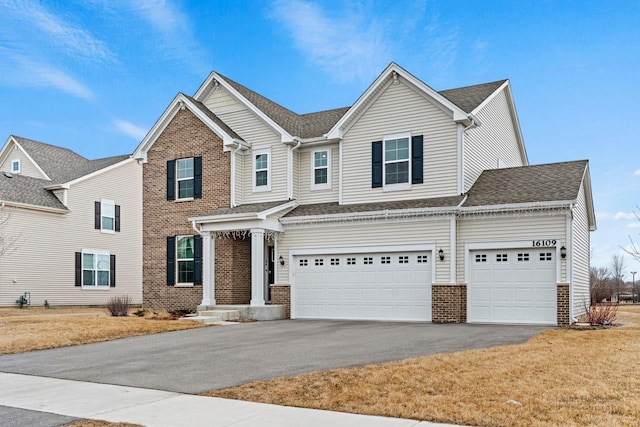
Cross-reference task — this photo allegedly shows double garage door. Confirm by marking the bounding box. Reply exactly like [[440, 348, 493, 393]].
[[293, 250, 432, 321], [468, 248, 557, 325]]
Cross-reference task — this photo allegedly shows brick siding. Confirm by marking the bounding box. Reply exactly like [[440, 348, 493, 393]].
[[270, 285, 290, 318], [432, 284, 467, 323], [143, 108, 248, 311], [557, 283, 570, 326]]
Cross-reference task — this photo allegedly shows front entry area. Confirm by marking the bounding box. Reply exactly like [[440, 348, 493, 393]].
[[292, 249, 432, 321], [468, 248, 557, 325]]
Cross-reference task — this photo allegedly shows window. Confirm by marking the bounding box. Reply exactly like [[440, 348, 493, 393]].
[[253, 149, 271, 191], [166, 157, 202, 201], [399, 256, 409, 264], [166, 235, 202, 286], [496, 253, 508, 262], [517, 253, 530, 262], [75, 251, 115, 288], [417, 255, 428, 263], [540, 252, 553, 261], [11, 160, 20, 173], [330, 258, 340, 266], [311, 149, 331, 190], [347, 257, 356, 265], [381, 256, 391, 264], [475, 254, 487, 263], [372, 134, 423, 189], [364, 257, 373, 265], [94, 200, 120, 232], [315, 258, 324, 266], [299, 259, 308, 266]]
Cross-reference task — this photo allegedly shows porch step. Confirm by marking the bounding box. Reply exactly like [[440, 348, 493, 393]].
[[182, 315, 224, 324], [198, 309, 241, 321]]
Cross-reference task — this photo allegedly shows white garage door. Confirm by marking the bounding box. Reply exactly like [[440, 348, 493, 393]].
[[469, 248, 557, 325], [293, 251, 432, 321]]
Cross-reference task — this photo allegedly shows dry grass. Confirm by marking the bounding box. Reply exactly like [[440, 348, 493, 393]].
[[0, 307, 208, 355], [206, 306, 640, 427], [64, 421, 142, 427]]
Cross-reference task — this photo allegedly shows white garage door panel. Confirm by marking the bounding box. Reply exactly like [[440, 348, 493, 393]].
[[469, 248, 556, 325], [294, 251, 432, 321]]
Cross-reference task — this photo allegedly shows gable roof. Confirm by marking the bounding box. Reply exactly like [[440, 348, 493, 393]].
[[439, 80, 508, 113], [463, 160, 589, 207], [0, 172, 68, 211]]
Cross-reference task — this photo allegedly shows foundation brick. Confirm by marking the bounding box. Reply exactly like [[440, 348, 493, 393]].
[[270, 285, 291, 319], [432, 284, 467, 323], [557, 283, 570, 326]]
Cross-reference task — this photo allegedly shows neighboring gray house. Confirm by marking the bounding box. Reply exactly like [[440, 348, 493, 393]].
[[134, 62, 595, 325], [0, 136, 142, 307]]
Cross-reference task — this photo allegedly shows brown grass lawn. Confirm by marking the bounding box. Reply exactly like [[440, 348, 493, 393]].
[[0, 307, 208, 355], [206, 306, 640, 427]]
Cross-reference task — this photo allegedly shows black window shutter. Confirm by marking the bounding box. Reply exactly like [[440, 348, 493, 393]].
[[75, 252, 82, 286], [110, 255, 116, 287], [194, 156, 202, 199], [411, 135, 424, 184], [115, 205, 121, 232], [167, 160, 175, 201], [94, 201, 101, 229], [371, 141, 383, 188], [167, 236, 175, 286], [193, 235, 202, 285]]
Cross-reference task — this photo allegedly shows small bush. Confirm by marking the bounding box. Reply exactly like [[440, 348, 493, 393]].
[[106, 295, 132, 317], [582, 302, 619, 326], [132, 309, 147, 317]]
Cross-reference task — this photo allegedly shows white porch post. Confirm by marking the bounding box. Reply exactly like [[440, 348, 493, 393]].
[[200, 231, 216, 306], [251, 228, 266, 306]]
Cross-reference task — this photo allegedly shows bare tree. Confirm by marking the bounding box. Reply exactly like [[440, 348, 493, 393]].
[[0, 203, 20, 257], [609, 254, 627, 302], [624, 209, 640, 262], [590, 266, 611, 304]]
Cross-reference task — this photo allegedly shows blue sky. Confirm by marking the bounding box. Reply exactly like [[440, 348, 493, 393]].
[[1, 0, 639, 275]]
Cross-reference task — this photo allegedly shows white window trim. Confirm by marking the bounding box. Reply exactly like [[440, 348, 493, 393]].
[[81, 249, 111, 289], [383, 131, 411, 192], [252, 148, 271, 192], [175, 235, 195, 287], [100, 198, 116, 234], [176, 158, 195, 201], [310, 148, 331, 191], [11, 159, 20, 173]]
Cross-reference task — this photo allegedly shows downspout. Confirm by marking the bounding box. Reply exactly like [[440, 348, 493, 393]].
[[459, 114, 482, 194], [287, 137, 302, 200], [230, 143, 243, 208], [450, 194, 468, 284], [191, 220, 202, 235]]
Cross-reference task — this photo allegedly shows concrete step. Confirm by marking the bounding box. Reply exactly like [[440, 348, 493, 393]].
[[198, 309, 240, 321], [181, 315, 223, 324]]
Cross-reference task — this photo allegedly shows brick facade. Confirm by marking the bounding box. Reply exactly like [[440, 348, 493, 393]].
[[143, 108, 249, 310], [270, 285, 291, 318], [557, 283, 570, 326], [432, 284, 467, 323]]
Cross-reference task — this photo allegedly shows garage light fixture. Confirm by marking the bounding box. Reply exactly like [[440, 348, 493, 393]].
[[560, 246, 567, 259], [279, 255, 285, 266], [438, 249, 444, 261]]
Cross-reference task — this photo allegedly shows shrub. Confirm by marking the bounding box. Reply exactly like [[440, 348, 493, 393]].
[[106, 295, 132, 317], [581, 302, 619, 326]]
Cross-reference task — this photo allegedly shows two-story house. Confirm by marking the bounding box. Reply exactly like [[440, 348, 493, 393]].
[[133, 63, 595, 325], [0, 136, 142, 307]]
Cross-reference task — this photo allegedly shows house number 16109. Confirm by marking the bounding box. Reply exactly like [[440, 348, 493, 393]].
[[532, 239, 556, 247]]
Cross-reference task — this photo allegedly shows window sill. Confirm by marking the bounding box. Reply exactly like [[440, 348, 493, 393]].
[[100, 229, 115, 234], [252, 186, 271, 193], [382, 183, 411, 192], [81, 286, 111, 290], [176, 197, 194, 202], [175, 283, 194, 288], [311, 184, 331, 191]]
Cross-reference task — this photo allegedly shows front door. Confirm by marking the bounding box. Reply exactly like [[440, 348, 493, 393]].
[[265, 245, 275, 303]]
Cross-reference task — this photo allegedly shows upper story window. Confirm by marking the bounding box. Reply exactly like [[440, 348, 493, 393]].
[[94, 200, 120, 233], [253, 149, 271, 192], [372, 133, 423, 190], [11, 159, 20, 173], [166, 157, 202, 201], [74, 250, 115, 288], [311, 149, 331, 190]]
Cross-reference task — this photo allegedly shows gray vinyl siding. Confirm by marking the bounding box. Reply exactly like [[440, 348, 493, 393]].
[[572, 183, 591, 317], [0, 160, 142, 307], [463, 90, 525, 192], [457, 215, 567, 283], [0, 143, 46, 179], [297, 148, 339, 204], [202, 86, 288, 204], [277, 219, 451, 284], [341, 81, 459, 204]]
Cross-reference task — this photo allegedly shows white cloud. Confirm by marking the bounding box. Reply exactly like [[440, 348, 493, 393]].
[[596, 211, 637, 221], [628, 222, 640, 230], [114, 119, 148, 140], [634, 169, 640, 176]]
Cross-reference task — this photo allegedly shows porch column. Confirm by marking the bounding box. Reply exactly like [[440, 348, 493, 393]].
[[251, 228, 266, 306], [200, 231, 216, 306]]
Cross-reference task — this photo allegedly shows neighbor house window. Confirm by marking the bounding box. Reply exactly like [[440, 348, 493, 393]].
[[11, 159, 20, 173], [372, 133, 423, 189], [166, 235, 202, 286], [94, 200, 120, 232], [166, 157, 202, 201], [75, 251, 115, 288], [253, 149, 271, 191], [311, 149, 331, 190]]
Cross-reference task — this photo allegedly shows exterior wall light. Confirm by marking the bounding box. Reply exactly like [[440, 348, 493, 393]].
[[438, 249, 445, 261], [560, 246, 567, 259], [279, 255, 285, 266]]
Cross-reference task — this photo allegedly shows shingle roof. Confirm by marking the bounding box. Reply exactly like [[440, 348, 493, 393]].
[[0, 172, 67, 210], [463, 160, 588, 207], [183, 94, 243, 140], [439, 80, 507, 113], [197, 200, 293, 218], [284, 196, 465, 218]]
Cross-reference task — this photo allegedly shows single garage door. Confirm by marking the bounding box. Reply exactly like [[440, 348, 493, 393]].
[[293, 250, 432, 321], [468, 248, 557, 325]]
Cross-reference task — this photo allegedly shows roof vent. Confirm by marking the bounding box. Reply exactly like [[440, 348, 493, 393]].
[[3, 171, 13, 178]]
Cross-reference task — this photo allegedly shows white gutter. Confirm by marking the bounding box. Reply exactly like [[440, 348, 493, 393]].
[[0, 200, 68, 214], [459, 200, 576, 214]]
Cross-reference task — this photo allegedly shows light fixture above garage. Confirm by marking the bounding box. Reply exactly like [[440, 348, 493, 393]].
[[279, 255, 285, 266], [438, 249, 444, 261], [560, 246, 567, 259]]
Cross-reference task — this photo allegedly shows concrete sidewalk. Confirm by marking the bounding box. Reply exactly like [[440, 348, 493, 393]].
[[0, 372, 466, 427]]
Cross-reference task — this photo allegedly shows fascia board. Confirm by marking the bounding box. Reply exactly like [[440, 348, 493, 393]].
[[190, 212, 259, 223], [205, 72, 294, 143], [280, 206, 458, 224], [0, 200, 67, 214], [54, 157, 136, 188], [459, 200, 575, 214], [195, 218, 283, 233], [3, 137, 51, 181], [581, 164, 597, 231], [258, 200, 298, 219]]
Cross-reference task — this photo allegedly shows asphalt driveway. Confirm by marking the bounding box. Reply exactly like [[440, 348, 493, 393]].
[[0, 319, 549, 394]]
